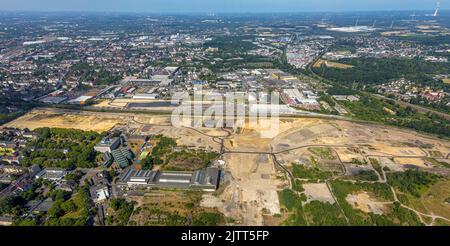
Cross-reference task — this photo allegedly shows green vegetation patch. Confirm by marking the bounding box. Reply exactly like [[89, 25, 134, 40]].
[[149, 135, 218, 171], [425, 158, 450, 169], [21, 128, 105, 169], [106, 198, 134, 226], [165, 150, 218, 171], [45, 185, 93, 226], [292, 164, 334, 182], [308, 147, 335, 160], [387, 170, 440, 198], [129, 190, 225, 226], [278, 189, 307, 226], [369, 158, 383, 176], [313, 57, 450, 88], [340, 95, 450, 138], [329, 180, 419, 226], [303, 201, 348, 226], [355, 170, 379, 181]]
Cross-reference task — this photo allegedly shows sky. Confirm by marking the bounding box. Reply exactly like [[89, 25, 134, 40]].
[[0, 0, 447, 13]]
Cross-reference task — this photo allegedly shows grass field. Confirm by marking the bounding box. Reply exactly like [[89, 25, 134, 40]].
[[421, 180, 450, 219], [395, 180, 450, 222], [442, 78, 450, 84]]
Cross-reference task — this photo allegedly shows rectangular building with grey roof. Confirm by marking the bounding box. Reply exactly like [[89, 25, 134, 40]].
[[118, 167, 220, 191]]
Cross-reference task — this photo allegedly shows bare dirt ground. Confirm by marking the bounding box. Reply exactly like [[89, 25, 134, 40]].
[[127, 190, 219, 226], [365, 144, 426, 157], [5, 109, 450, 225], [92, 98, 176, 111], [376, 157, 404, 172], [214, 153, 283, 225], [92, 99, 128, 108], [139, 125, 221, 152], [394, 158, 432, 169], [303, 183, 335, 204], [335, 148, 365, 163], [346, 192, 389, 215], [313, 59, 354, 69], [4, 108, 121, 132]]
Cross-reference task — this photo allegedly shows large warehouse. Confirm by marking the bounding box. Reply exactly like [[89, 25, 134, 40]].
[[117, 167, 220, 192]]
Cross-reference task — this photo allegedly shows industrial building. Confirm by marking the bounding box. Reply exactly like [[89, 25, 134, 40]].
[[111, 147, 133, 169], [34, 168, 68, 181], [67, 95, 93, 105], [132, 93, 160, 99], [282, 88, 320, 110], [90, 185, 110, 203], [118, 167, 220, 192], [94, 137, 121, 153]]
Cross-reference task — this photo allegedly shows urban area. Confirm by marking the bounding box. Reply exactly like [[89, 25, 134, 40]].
[[0, 4, 450, 226]]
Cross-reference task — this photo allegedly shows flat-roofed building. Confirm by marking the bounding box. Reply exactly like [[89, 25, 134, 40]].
[[94, 137, 120, 153], [35, 168, 67, 181], [90, 185, 110, 203], [158, 171, 193, 188], [191, 167, 220, 192], [132, 93, 159, 99], [111, 147, 133, 169], [117, 167, 221, 191]]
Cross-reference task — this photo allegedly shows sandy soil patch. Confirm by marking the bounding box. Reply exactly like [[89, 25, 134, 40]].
[[139, 125, 220, 152], [275, 148, 309, 166], [4, 109, 120, 132], [225, 129, 272, 152], [335, 148, 365, 163], [133, 115, 171, 125], [394, 158, 433, 169], [313, 59, 354, 69], [92, 99, 128, 108], [377, 157, 404, 172], [303, 183, 335, 204], [369, 144, 426, 157], [201, 129, 230, 137], [345, 192, 388, 215], [200, 194, 225, 208], [219, 153, 283, 225]]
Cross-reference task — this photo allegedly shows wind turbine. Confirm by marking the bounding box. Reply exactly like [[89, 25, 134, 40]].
[[433, 0, 440, 17]]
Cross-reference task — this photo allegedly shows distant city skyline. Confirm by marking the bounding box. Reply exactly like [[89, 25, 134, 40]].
[[0, 0, 448, 13]]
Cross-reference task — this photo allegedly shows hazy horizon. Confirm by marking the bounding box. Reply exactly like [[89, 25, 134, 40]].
[[0, 0, 447, 13]]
